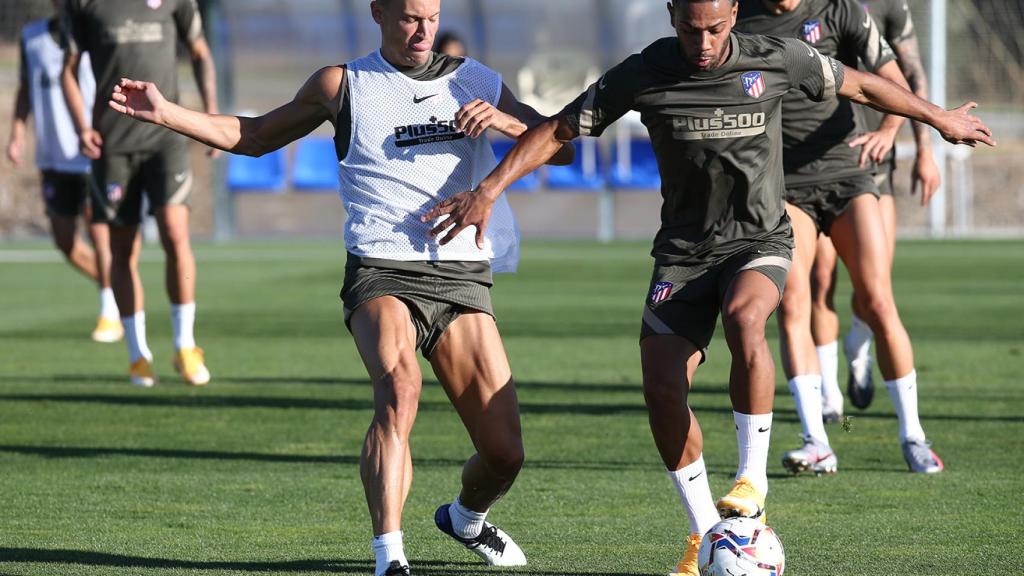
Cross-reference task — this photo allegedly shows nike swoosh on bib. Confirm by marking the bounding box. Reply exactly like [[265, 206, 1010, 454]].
[[413, 94, 438, 104]]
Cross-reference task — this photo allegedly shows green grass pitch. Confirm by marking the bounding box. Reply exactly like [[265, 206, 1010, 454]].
[[1, 239, 1021, 575]]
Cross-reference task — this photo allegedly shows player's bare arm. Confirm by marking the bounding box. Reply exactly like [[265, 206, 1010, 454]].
[[6, 69, 29, 166], [109, 66, 342, 157], [892, 34, 942, 204], [838, 66, 995, 148], [187, 36, 221, 157], [456, 83, 574, 165], [849, 59, 911, 166], [61, 49, 101, 159], [423, 114, 577, 247]]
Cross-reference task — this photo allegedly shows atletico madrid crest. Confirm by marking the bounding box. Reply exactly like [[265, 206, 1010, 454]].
[[741, 71, 765, 99], [650, 281, 673, 304], [107, 183, 124, 203], [802, 19, 822, 43]]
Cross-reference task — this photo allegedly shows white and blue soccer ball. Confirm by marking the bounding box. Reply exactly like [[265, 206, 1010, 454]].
[[698, 517, 785, 576]]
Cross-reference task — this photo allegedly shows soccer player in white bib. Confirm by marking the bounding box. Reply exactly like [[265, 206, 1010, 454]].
[[6, 0, 121, 343], [106, 1, 572, 574]]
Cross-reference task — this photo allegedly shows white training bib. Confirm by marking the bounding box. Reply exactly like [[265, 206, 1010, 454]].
[[339, 50, 520, 272], [22, 19, 94, 174]]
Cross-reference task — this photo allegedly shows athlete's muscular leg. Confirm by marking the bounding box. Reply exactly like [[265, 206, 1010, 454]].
[[777, 204, 820, 379], [641, 335, 704, 470], [430, 312, 523, 512], [155, 205, 196, 305], [879, 194, 897, 264], [830, 195, 914, 379], [721, 270, 781, 415], [88, 222, 114, 290], [109, 224, 144, 315], [351, 296, 423, 535], [810, 235, 839, 347], [49, 215, 98, 281]]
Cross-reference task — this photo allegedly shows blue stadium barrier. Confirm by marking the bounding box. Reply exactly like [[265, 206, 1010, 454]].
[[491, 139, 540, 191], [545, 139, 605, 191], [227, 148, 286, 192], [293, 137, 340, 191], [609, 138, 661, 190]]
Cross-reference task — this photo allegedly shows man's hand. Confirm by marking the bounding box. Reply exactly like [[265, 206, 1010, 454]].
[[850, 126, 898, 167], [79, 128, 103, 159], [934, 102, 995, 147], [456, 99, 525, 139], [421, 188, 497, 248], [6, 139, 23, 166], [109, 78, 169, 126], [911, 150, 941, 206]]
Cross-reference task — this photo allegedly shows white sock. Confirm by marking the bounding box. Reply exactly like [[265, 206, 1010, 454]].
[[817, 341, 843, 414], [171, 302, 196, 350], [885, 370, 926, 443], [122, 312, 153, 364], [844, 314, 873, 362], [788, 375, 830, 446], [449, 497, 487, 539], [733, 411, 772, 495], [667, 456, 720, 537], [99, 288, 119, 319], [372, 531, 407, 576]]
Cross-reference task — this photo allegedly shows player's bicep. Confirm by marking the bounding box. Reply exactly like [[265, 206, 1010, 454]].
[[842, 0, 894, 72], [561, 63, 635, 138], [242, 67, 339, 154]]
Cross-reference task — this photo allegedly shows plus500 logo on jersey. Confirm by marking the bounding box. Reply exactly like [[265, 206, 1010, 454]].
[[672, 108, 767, 141], [394, 116, 465, 148]]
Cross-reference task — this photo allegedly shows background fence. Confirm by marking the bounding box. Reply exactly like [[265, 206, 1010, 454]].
[[1, 0, 1022, 240]]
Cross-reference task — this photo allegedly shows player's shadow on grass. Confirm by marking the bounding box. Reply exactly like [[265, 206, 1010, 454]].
[[0, 548, 658, 575], [0, 444, 658, 472]]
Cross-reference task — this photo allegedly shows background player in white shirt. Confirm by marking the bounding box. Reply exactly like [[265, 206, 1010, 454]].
[[105, 0, 572, 574], [6, 0, 120, 343]]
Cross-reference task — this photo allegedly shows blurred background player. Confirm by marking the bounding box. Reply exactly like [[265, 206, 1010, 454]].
[[61, 0, 219, 387], [6, 0, 120, 343], [811, 0, 941, 420], [421, 0, 990, 572], [105, 0, 573, 573], [737, 0, 945, 475], [433, 30, 466, 57]]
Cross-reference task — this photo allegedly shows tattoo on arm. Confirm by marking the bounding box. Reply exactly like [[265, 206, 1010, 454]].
[[893, 36, 932, 147]]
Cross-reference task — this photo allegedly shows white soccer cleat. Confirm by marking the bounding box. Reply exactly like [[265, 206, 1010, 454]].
[[782, 434, 838, 475], [434, 504, 526, 566]]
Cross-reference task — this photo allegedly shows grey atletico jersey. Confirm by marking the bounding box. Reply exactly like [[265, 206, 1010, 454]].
[[859, 0, 916, 166], [736, 0, 896, 186], [561, 33, 844, 267], [63, 0, 202, 153]]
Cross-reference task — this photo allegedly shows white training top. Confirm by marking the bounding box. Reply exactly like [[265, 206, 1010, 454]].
[[22, 18, 94, 174], [340, 50, 520, 272]]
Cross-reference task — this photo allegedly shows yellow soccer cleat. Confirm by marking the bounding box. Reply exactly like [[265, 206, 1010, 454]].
[[669, 533, 702, 576], [716, 477, 767, 523], [173, 347, 211, 386], [129, 357, 156, 388], [91, 316, 124, 343]]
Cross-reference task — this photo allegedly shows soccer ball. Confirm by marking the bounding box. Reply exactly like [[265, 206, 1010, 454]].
[[698, 517, 785, 576]]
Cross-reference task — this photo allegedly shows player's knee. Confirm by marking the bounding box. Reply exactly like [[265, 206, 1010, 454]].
[[374, 365, 421, 420], [857, 293, 897, 330], [52, 234, 76, 257], [722, 305, 766, 342], [642, 373, 687, 409]]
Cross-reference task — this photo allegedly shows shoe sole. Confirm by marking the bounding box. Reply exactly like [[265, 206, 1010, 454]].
[[131, 377, 155, 388], [782, 456, 838, 476], [92, 332, 124, 343], [174, 363, 210, 386]]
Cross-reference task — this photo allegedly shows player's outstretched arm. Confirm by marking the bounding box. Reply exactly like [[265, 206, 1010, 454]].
[[454, 83, 575, 166], [849, 60, 910, 167], [109, 66, 342, 157], [838, 66, 995, 148], [423, 114, 577, 247]]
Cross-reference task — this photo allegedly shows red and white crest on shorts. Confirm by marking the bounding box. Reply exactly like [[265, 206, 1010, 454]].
[[147, 0, 163, 10], [650, 281, 673, 304], [107, 183, 124, 203]]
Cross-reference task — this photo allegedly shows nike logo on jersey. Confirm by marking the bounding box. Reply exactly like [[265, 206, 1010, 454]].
[[173, 171, 188, 183], [688, 471, 704, 482], [413, 94, 438, 104]]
